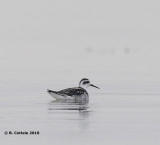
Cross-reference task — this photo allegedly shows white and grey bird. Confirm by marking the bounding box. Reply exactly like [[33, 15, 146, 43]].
[[47, 78, 99, 101]]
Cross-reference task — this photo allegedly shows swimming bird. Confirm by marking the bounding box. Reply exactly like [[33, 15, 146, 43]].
[[47, 78, 99, 101]]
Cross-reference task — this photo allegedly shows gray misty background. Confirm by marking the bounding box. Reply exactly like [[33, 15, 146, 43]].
[[1, 1, 160, 145], [0, 0, 160, 82]]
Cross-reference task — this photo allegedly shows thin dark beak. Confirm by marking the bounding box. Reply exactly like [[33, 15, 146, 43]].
[[90, 84, 100, 89]]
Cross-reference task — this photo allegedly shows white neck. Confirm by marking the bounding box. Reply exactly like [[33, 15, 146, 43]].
[[79, 84, 88, 89]]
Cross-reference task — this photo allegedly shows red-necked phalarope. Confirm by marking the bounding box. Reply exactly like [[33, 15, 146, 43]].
[[47, 78, 99, 101]]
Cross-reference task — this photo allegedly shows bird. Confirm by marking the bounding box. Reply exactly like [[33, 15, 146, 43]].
[[47, 78, 99, 101]]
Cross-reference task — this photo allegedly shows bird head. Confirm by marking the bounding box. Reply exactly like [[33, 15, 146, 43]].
[[79, 78, 100, 89]]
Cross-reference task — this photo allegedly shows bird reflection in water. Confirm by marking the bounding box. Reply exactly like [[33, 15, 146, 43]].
[[48, 99, 89, 111], [48, 99, 91, 129]]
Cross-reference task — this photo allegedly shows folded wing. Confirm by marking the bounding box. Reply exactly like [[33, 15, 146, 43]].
[[58, 87, 88, 97]]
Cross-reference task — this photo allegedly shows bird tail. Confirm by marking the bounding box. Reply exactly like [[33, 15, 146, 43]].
[[47, 89, 58, 94]]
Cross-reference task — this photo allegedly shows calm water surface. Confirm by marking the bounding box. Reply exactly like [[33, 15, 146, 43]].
[[0, 81, 160, 145]]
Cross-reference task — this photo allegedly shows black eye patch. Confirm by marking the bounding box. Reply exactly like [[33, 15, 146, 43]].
[[83, 81, 89, 85]]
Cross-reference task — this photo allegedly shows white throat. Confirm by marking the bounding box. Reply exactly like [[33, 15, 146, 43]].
[[79, 84, 89, 89]]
